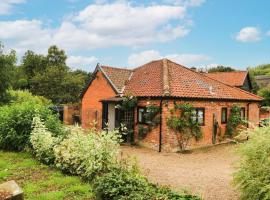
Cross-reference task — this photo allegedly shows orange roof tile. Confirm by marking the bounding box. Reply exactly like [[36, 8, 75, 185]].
[[124, 60, 164, 96], [84, 59, 262, 101], [100, 66, 133, 92], [205, 71, 248, 87], [123, 59, 262, 101]]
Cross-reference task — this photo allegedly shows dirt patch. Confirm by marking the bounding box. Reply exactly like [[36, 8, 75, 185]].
[[0, 190, 12, 199], [121, 144, 240, 200]]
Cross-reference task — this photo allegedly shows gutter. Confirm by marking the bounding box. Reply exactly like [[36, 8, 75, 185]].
[[159, 98, 163, 152], [247, 102, 250, 128]]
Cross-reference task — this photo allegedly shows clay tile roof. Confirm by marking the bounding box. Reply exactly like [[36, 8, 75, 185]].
[[100, 66, 133, 92], [205, 71, 248, 87], [124, 60, 164, 96], [123, 59, 262, 101]]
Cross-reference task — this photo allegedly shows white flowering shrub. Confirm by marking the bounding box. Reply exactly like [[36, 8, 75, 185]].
[[54, 126, 122, 180], [30, 116, 58, 164]]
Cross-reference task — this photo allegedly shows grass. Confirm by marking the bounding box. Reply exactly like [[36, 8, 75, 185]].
[[0, 151, 94, 200]]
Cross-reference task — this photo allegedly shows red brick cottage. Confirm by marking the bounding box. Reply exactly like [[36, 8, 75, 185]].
[[81, 59, 263, 152]]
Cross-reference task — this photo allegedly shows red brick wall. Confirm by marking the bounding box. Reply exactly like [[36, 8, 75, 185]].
[[134, 99, 260, 152], [63, 105, 80, 125], [248, 103, 260, 126], [259, 109, 270, 120], [81, 71, 116, 129]]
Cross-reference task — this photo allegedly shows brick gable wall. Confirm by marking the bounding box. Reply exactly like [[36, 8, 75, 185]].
[[81, 71, 117, 129]]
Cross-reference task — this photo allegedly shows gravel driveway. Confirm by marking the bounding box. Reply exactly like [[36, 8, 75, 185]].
[[121, 144, 240, 200]]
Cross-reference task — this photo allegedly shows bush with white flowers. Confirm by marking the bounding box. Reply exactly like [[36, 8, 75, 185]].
[[30, 116, 58, 164], [54, 126, 122, 180]]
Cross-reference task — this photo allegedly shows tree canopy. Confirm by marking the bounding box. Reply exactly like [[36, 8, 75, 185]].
[[208, 65, 236, 73], [0, 43, 17, 104], [1, 42, 92, 105], [248, 64, 270, 105]]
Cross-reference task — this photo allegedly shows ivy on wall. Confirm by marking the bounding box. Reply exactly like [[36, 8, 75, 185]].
[[167, 103, 202, 151], [138, 103, 161, 139], [225, 104, 246, 137]]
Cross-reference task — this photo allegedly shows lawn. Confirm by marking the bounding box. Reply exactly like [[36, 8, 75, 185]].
[[0, 151, 94, 200]]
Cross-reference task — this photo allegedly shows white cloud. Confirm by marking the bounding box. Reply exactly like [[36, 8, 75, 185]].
[[1, 1, 194, 54], [267, 30, 270, 36], [0, 20, 52, 55], [0, 0, 25, 15], [163, 0, 205, 7], [235, 27, 261, 42], [128, 50, 161, 66], [66, 55, 98, 71], [128, 50, 210, 66], [53, 2, 189, 50]]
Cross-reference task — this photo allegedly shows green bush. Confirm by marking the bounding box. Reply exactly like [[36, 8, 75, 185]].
[[30, 116, 61, 164], [234, 126, 270, 200], [8, 90, 51, 105], [94, 165, 201, 200], [54, 126, 122, 180], [0, 91, 64, 151]]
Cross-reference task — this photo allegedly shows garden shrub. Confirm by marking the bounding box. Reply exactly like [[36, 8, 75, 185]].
[[234, 126, 270, 200], [30, 116, 60, 164], [54, 126, 122, 180], [8, 90, 51, 106], [94, 164, 201, 200], [0, 91, 64, 151]]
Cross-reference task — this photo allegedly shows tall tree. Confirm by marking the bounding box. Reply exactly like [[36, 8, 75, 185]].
[[208, 66, 236, 73], [0, 42, 16, 104], [22, 50, 47, 79], [47, 45, 67, 67], [12, 45, 91, 104]]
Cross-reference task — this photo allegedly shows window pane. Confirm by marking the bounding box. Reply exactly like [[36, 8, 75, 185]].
[[221, 108, 227, 123], [138, 108, 144, 123], [191, 110, 197, 122], [197, 109, 204, 124]]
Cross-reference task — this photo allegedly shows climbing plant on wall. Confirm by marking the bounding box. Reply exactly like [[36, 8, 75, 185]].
[[138, 103, 161, 139], [115, 95, 137, 142], [167, 103, 202, 151], [225, 104, 246, 137]]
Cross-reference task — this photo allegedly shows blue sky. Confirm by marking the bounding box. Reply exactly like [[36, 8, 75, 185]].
[[0, 0, 270, 72]]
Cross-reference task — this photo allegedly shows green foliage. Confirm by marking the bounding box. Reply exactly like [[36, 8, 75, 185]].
[[167, 103, 202, 151], [0, 92, 64, 151], [138, 124, 150, 139], [0, 43, 16, 104], [0, 151, 94, 200], [248, 64, 270, 76], [208, 65, 236, 73], [14, 45, 91, 104], [138, 103, 161, 139], [248, 64, 270, 94], [145, 104, 161, 126], [118, 95, 137, 110], [94, 163, 201, 200], [21, 50, 48, 82], [30, 65, 86, 104], [54, 126, 122, 180], [30, 116, 60, 164], [47, 45, 67, 67], [225, 105, 244, 137], [258, 86, 270, 106], [8, 90, 51, 105], [234, 126, 270, 200]]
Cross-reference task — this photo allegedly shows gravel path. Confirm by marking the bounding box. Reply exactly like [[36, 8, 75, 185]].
[[121, 144, 240, 200]]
